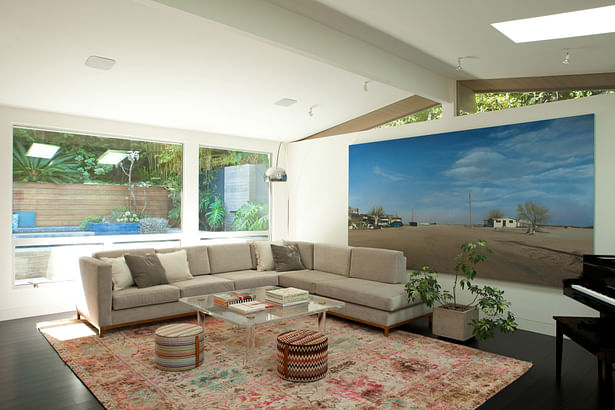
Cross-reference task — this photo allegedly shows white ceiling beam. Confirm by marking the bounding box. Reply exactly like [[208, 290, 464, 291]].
[[151, 0, 453, 103]]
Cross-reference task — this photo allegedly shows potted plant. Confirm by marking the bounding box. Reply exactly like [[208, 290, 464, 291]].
[[405, 240, 517, 341]]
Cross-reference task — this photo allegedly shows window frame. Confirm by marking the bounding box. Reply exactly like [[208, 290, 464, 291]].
[[11, 125, 185, 287], [197, 144, 272, 240]]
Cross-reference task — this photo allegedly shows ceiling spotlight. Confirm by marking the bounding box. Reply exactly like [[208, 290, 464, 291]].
[[456, 57, 463, 71], [308, 105, 317, 117], [363, 80, 370, 92], [562, 49, 570, 64]]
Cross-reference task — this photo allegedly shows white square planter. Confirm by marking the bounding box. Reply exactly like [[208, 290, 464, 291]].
[[432, 304, 479, 341]]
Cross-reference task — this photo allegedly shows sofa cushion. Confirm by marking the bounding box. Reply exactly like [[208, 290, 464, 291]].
[[278, 270, 346, 294], [313, 244, 351, 276], [350, 247, 407, 284], [216, 270, 279, 289], [124, 253, 168, 288], [283, 241, 314, 270], [208, 243, 253, 273], [271, 244, 305, 272], [112, 284, 179, 310], [94, 247, 155, 259], [171, 275, 235, 298], [158, 246, 210, 276], [156, 249, 193, 282], [100, 256, 133, 290], [314, 278, 416, 312]]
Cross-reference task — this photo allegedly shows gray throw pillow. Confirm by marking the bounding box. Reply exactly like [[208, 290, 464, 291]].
[[271, 244, 306, 272], [124, 253, 168, 288]]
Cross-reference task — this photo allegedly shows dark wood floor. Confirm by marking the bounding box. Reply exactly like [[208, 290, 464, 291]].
[[0, 312, 612, 409]]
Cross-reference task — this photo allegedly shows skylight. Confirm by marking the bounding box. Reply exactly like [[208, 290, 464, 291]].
[[492, 5, 615, 43]]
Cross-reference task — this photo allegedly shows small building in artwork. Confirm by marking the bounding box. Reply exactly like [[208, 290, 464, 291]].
[[486, 217, 519, 228]]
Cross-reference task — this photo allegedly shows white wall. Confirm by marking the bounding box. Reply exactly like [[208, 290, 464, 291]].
[[0, 105, 287, 321], [287, 94, 615, 336]]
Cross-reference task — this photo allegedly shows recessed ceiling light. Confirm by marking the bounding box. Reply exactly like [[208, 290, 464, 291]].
[[85, 55, 116, 70], [97, 150, 129, 165], [274, 98, 297, 107], [26, 143, 60, 159], [492, 5, 615, 43]]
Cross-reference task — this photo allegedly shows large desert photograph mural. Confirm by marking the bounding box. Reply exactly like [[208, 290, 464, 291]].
[[348, 114, 594, 287]]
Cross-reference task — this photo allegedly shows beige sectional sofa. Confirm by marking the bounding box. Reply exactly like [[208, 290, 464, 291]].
[[77, 241, 431, 336]]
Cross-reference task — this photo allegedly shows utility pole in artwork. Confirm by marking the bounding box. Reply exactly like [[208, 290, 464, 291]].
[[469, 191, 472, 228]]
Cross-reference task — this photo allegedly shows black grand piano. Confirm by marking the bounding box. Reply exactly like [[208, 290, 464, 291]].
[[555, 255, 615, 383]]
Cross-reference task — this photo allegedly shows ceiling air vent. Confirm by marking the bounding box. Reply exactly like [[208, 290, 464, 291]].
[[85, 56, 116, 70], [274, 98, 297, 107]]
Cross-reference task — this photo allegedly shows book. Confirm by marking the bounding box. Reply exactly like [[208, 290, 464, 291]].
[[228, 301, 268, 314], [266, 287, 309, 303], [265, 293, 309, 304], [264, 298, 309, 307], [213, 291, 255, 307]]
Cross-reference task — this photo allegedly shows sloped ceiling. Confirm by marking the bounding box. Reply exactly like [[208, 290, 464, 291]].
[[1, 0, 613, 142]]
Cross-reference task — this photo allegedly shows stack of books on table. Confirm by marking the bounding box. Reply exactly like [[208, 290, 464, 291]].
[[228, 301, 269, 315], [265, 287, 309, 307], [213, 292, 255, 307]]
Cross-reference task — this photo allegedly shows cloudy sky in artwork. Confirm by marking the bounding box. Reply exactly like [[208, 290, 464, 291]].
[[349, 114, 594, 226]]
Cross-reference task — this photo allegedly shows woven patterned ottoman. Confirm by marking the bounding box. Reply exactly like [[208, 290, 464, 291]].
[[155, 323, 204, 371], [276, 329, 328, 382]]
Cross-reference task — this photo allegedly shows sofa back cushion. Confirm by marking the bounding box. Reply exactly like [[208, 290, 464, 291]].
[[283, 240, 314, 270], [93, 248, 155, 259], [349, 247, 407, 284], [208, 243, 253, 273], [313, 243, 351, 276], [157, 246, 211, 276]]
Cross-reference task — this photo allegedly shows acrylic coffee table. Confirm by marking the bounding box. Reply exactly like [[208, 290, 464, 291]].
[[179, 286, 345, 364]]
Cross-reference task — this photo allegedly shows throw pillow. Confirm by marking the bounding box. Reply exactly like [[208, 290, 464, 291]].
[[124, 253, 168, 288], [251, 240, 282, 271], [156, 249, 193, 282], [100, 256, 134, 290], [271, 244, 306, 272]]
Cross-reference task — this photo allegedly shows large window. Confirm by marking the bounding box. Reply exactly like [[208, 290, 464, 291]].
[[199, 147, 269, 234], [12, 127, 182, 284]]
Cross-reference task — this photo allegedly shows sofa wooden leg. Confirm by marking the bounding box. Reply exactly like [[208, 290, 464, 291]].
[[384, 327, 390, 337], [99, 327, 104, 337]]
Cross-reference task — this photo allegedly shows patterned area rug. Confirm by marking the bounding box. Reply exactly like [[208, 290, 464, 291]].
[[40, 316, 531, 409]]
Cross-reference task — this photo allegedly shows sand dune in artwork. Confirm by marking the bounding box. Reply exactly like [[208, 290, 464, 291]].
[[348, 224, 593, 288]]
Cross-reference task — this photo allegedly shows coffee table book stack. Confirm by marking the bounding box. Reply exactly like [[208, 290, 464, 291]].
[[213, 291, 255, 307], [266, 287, 309, 307]]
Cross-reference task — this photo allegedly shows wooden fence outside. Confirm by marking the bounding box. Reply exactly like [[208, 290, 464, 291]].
[[13, 182, 173, 227]]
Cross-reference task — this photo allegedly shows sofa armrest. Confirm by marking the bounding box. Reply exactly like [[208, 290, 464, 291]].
[[78, 256, 113, 329]]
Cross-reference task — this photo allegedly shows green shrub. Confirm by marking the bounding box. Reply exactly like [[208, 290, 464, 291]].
[[79, 216, 103, 230]]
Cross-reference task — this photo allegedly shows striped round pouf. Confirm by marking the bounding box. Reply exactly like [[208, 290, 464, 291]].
[[155, 323, 204, 371], [276, 329, 328, 382]]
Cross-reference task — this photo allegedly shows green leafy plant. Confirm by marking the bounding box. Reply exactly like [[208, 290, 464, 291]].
[[206, 198, 226, 230], [231, 201, 268, 231], [78, 216, 103, 230], [108, 207, 142, 223], [405, 240, 517, 340], [13, 139, 82, 184]]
